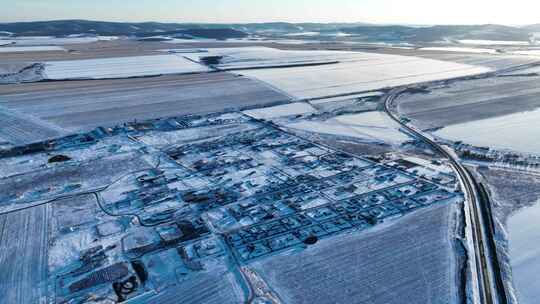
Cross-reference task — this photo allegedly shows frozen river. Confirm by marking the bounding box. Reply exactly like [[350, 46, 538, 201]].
[[433, 109, 540, 154], [430, 108, 540, 303], [508, 202, 540, 304]]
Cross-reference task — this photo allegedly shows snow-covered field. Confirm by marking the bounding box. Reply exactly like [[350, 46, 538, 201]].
[[0, 152, 152, 214], [0, 205, 49, 304], [0, 46, 65, 53], [286, 111, 410, 144], [142, 260, 244, 303], [0, 106, 67, 145], [0, 36, 117, 46], [420, 47, 498, 54], [511, 50, 540, 56], [284, 32, 320, 37], [243, 102, 315, 119], [0, 40, 14, 46], [0, 73, 289, 131], [43, 54, 211, 80], [183, 47, 346, 69], [164, 38, 309, 45], [458, 40, 530, 46], [433, 108, 540, 154], [232, 48, 492, 99], [252, 203, 460, 304], [309, 91, 384, 105], [508, 201, 540, 304]]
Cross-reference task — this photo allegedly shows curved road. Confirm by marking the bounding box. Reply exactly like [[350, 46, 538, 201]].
[[383, 88, 505, 304]]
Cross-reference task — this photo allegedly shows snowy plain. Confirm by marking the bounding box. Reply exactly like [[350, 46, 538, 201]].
[[0, 46, 66, 53], [243, 102, 315, 119], [458, 40, 530, 46], [181, 46, 346, 69], [227, 47, 493, 99], [0, 36, 117, 46], [43, 54, 211, 80], [511, 50, 540, 56], [286, 111, 410, 144], [252, 203, 460, 304], [420, 47, 498, 54]]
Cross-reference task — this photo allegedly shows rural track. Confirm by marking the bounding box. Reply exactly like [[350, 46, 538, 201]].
[[383, 87, 507, 304]]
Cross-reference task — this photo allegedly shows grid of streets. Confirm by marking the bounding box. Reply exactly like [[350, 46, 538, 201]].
[[0, 111, 461, 302]]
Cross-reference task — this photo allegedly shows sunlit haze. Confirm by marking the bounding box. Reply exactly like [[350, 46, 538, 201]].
[[2, 0, 540, 25]]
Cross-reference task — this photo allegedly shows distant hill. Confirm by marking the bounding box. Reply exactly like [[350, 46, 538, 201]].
[[0, 20, 536, 43], [231, 22, 371, 33], [523, 24, 540, 32], [0, 20, 248, 39], [0, 20, 372, 37], [340, 24, 532, 42]]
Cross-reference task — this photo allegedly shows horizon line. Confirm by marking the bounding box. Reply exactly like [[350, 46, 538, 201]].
[[0, 18, 535, 28]]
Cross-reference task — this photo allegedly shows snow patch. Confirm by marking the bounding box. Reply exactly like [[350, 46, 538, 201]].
[[459, 40, 530, 46], [420, 47, 498, 54], [3, 36, 117, 46], [286, 111, 409, 144], [43, 54, 210, 80], [243, 102, 316, 119], [0, 46, 66, 53]]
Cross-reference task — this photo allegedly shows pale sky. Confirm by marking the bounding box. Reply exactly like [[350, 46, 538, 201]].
[[1, 0, 539, 25]]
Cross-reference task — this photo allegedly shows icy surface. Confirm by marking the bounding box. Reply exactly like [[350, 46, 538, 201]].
[[252, 203, 459, 304], [0, 46, 65, 52], [508, 201, 540, 304], [43, 54, 211, 80], [397, 72, 540, 129], [434, 109, 540, 154], [243, 102, 315, 119]]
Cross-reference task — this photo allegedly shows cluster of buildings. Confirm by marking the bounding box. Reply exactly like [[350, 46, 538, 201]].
[[0, 111, 462, 302]]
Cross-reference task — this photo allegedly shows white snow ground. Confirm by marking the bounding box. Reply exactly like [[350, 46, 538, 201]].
[[420, 47, 498, 54], [511, 50, 540, 56], [182, 47, 345, 69], [43, 54, 211, 80], [164, 38, 309, 45], [286, 111, 410, 144], [230, 47, 492, 99], [458, 40, 530, 46], [0, 36, 117, 46], [0, 46, 66, 53], [252, 203, 460, 304], [0, 40, 14, 46], [309, 91, 384, 105], [243, 102, 316, 119]]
